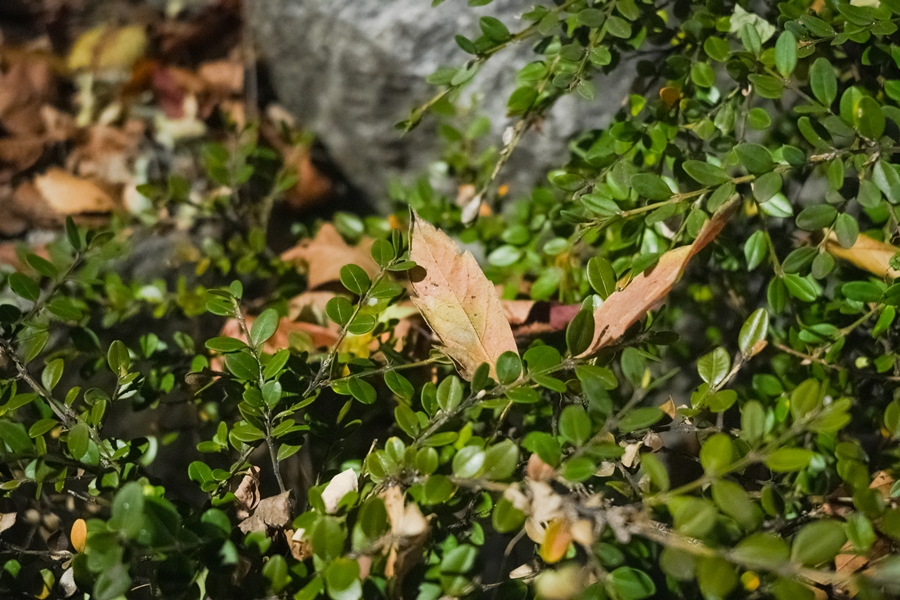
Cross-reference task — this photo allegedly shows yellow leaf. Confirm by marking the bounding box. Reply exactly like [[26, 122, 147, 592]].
[[71, 518, 87, 553], [825, 232, 900, 279], [68, 25, 148, 73], [580, 197, 738, 356], [408, 211, 518, 380], [539, 518, 572, 564]]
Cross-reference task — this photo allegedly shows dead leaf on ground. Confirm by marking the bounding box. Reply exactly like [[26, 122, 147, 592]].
[[0, 137, 44, 177], [408, 211, 518, 380], [0, 54, 56, 136], [66, 121, 145, 185], [219, 313, 339, 358], [825, 232, 900, 280], [281, 223, 376, 290], [238, 490, 293, 533], [282, 146, 336, 213], [198, 59, 243, 95], [579, 197, 738, 356], [234, 465, 261, 520], [33, 167, 117, 214], [68, 25, 148, 75]]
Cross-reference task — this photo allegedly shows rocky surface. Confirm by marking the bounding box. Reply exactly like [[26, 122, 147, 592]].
[[250, 0, 637, 202]]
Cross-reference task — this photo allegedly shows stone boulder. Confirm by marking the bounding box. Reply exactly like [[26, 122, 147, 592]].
[[250, 0, 636, 202]]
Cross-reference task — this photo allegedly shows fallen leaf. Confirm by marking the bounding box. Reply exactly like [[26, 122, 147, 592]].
[[198, 59, 244, 95], [321, 468, 358, 514], [825, 232, 900, 279], [0, 137, 44, 178], [0, 55, 56, 136], [238, 490, 293, 533], [234, 465, 261, 520], [67, 121, 145, 185], [0, 512, 16, 535], [33, 167, 117, 214], [281, 223, 376, 290], [408, 211, 518, 380], [288, 528, 313, 561], [68, 25, 148, 74], [580, 197, 738, 355], [70, 518, 86, 552], [282, 146, 336, 213]]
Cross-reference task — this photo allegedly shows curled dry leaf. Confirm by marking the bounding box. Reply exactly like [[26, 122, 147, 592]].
[[33, 167, 117, 214], [526, 453, 556, 481], [237, 490, 293, 533], [70, 518, 86, 553], [409, 211, 518, 380], [824, 232, 900, 279], [234, 465, 261, 520], [321, 468, 358, 514], [579, 197, 738, 356], [289, 528, 313, 561], [0, 512, 16, 535], [281, 223, 376, 290], [380, 486, 429, 582]]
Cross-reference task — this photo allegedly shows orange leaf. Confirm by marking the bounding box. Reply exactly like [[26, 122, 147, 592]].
[[824, 232, 900, 280], [281, 223, 376, 290], [71, 518, 87, 553], [33, 167, 117, 214], [409, 211, 518, 380], [580, 197, 738, 356], [539, 518, 573, 564]]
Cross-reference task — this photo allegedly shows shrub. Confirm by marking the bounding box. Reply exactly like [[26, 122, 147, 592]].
[[3, 1, 900, 599]]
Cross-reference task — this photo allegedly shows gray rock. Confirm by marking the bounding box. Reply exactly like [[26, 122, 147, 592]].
[[250, 0, 636, 202]]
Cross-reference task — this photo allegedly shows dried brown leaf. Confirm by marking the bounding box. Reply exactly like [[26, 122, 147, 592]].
[[321, 469, 358, 514], [281, 223, 376, 289], [0, 512, 16, 535], [33, 167, 117, 214], [234, 465, 261, 521], [825, 232, 900, 280], [237, 490, 293, 533], [380, 486, 429, 583], [409, 212, 518, 379], [580, 198, 738, 355]]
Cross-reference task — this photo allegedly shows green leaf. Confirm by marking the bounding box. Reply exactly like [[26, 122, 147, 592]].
[[370, 239, 395, 268], [744, 231, 768, 270], [340, 264, 371, 295], [739, 308, 769, 356], [748, 74, 784, 99], [566, 309, 594, 356], [587, 256, 616, 299], [618, 407, 663, 433], [731, 533, 790, 568], [697, 557, 737, 599], [791, 520, 847, 565], [783, 274, 819, 302], [834, 213, 859, 248], [263, 554, 290, 593], [109, 482, 145, 540], [682, 160, 729, 185], [559, 405, 591, 446], [775, 31, 797, 77], [46, 298, 83, 321], [712, 479, 761, 530], [765, 447, 814, 472], [384, 371, 415, 402], [441, 544, 478, 574], [700, 433, 733, 473], [346, 314, 376, 335], [326, 297, 354, 327], [225, 352, 259, 381], [796, 204, 837, 230], [8, 273, 40, 302], [481, 440, 519, 480], [734, 143, 773, 174], [641, 453, 669, 491], [747, 107, 772, 130], [479, 16, 510, 42], [25, 253, 58, 278], [437, 376, 463, 412], [348, 377, 376, 404], [495, 351, 522, 385], [697, 347, 730, 387], [65, 217, 82, 251], [842, 281, 883, 302], [107, 340, 130, 376], [809, 58, 837, 106], [605, 15, 631, 38], [42, 359, 64, 391], [452, 446, 485, 478], [250, 309, 279, 348], [873, 161, 900, 204], [492, 497, 525, 533], [855, 96, 885, 139], [631, 173, 673, 201], [507, 87, 538, 116], [607, 567, 656, 599]]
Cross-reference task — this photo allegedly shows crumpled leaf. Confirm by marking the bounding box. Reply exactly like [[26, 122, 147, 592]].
[[33, 167, 117, 214], [0, 512, 16, 535], [409, 211, 518, 379], [288, 527, 313, 561], [580, 197, 738, 356], [321, 468, 358, 514], [238, 490, 293, 533], [281, 223, 376, 289], [234, 465, 261, 520], [825, 232, 900, 279], [380, 486, 429, 582]]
